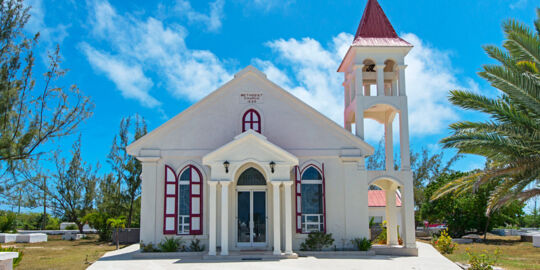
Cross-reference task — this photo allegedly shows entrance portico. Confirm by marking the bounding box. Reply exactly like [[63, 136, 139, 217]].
[[202, 130, 298, 256]]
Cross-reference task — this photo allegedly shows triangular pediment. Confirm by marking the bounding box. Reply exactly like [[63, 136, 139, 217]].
[[202, 129, 298, 166]]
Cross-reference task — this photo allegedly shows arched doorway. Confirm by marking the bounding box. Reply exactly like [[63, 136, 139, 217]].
[[236, 167, 267, 247]]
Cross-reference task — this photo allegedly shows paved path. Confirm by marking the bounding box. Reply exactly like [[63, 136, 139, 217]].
[[88, 242, 460, 270]]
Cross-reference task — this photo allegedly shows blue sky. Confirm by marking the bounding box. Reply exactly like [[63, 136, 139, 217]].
[[25, 0, 536, 192]]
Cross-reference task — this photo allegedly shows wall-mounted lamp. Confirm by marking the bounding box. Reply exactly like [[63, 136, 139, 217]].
[[223, 161, 230, 173], [269, 161, 276, 174]]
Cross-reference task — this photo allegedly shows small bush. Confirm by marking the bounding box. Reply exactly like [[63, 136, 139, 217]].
[[433, 229, 456, 254], [141, 242, 159, 252], [466, 248, 500, 270], [373, 221, 403, 245], [0, 212, 16, 233], [64, 224, 78, 230], [189, 239, 205, 252], [0, 245, 23, 266], [300, 231, 334, 251], [158, 237, 184, 252], [351, 237, 372, 251]]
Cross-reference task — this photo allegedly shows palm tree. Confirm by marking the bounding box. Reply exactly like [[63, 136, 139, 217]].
[[107, 217, 126, 250], [432, 9, 540, 213]]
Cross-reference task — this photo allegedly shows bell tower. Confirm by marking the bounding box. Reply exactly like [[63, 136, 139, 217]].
[[339, 0, 417, 250], [338, 0, 413, 171]]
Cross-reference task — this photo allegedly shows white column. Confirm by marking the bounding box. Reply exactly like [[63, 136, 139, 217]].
[[385, 185, 398, 246], [220, 181, 230, 255], [391, 76, 398, 96], [354, 65, 363, 97], [399, 103, 411, 171], [401, 179, 416, 248], [398, 65, 407, 96], [208, 181, 218, 255], [271, 181, 281, 255], [355, 105, 364, 140], [385, 113, 394, 171], [283, 181, 293, 255], [376, 64, 385, 96], [138, 157, 159, 245]]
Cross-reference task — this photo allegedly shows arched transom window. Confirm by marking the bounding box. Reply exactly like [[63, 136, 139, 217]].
[[295, 165, 326, 233], [242, 109, 261, 133]]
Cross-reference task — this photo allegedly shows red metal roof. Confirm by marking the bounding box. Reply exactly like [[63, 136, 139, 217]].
[[368, 190, 402, 207], [352, 0, 411, 47]]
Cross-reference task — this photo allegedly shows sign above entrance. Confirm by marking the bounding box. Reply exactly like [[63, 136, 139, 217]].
[[240, 93, 263, 104]]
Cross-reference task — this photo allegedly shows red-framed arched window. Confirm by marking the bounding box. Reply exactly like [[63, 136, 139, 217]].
[[242, 109, 261, 133], [163, 165, 203, 235], [295, 164, 326, 233]]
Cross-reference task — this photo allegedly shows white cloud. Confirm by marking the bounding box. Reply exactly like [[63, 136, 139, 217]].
[[175, 0, 225, 32], [25, 0, 69, 49], [510, 0, 528, 9], [248, 0, 295, 12], [80, 43, 159, 108], [256, 32, 475, 141], [82, 0, 233, 108]]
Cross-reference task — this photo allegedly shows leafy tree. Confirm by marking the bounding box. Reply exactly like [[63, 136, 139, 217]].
[[96, 173, 124, 218], [107, 116, 147, 227], [434, 9, 540, 212], [82, 211, 111, 241], [48, 137, 98, 233], [0, 0, 92, 178], [422, 172, 524, 237]]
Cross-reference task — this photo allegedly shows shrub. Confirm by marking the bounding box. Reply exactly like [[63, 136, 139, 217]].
[[351, 237, 372, 251], [0, 212, 16, 233], [433, 229, 457, 254], [141, 242, 158, 252], [300, 231, 334, 251], [189, 239, 205, 252], [158, 237, 184, 252], [64, 224, 78, 230], [82, 212, 111, 241], [0, 245, 23, 266], [466, 248, 500, 270], [374, 221, 403, 245]]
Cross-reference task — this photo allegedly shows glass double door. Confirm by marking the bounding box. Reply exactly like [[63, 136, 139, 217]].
[[237, 189, 266, 247]]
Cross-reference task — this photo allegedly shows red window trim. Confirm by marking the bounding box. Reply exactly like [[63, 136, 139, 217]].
[[189, 165, 203, 235], [163, 165, 178, 235], [242, 109, 261, 133], [297, 163, 327, 234], [295, 166, 302, 233], [163, 165, 204, 236]]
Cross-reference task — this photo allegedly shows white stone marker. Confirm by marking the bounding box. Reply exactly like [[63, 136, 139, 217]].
[[0, 234, 17, 243], [15, 233, 47, 243]]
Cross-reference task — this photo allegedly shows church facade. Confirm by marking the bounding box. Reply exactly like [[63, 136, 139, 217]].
[[127, 0, 417, 256]]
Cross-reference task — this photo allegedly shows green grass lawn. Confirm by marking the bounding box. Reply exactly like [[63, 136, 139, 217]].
[[4, 234, 126, 270], [430, 234, 540, 270]]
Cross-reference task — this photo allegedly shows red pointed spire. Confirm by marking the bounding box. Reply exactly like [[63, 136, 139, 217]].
[[351, 0, 411, 47], [355, 0, 398, 39]]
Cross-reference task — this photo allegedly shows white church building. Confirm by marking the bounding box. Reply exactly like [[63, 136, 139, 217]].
[[128, 0, 417, 256]]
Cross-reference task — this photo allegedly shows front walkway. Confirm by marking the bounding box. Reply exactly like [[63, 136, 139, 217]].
[[88, 242, 459, 270]]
